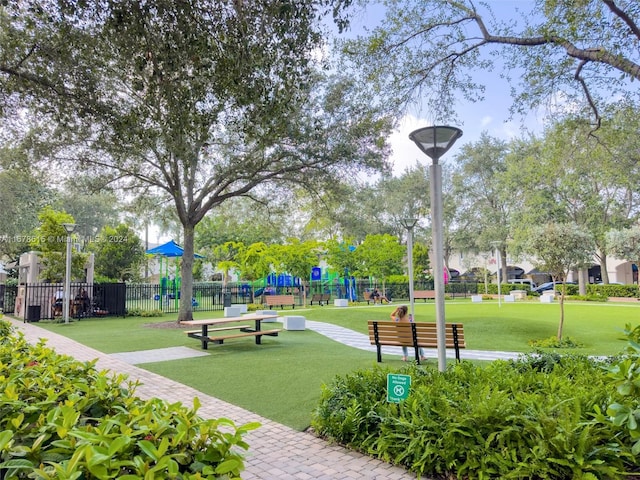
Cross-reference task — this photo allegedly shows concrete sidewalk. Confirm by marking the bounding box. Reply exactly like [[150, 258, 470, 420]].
[[8, 318, 427, 480]]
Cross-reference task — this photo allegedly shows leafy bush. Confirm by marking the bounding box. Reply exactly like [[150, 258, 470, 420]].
[[598, 330, 640, 456], [312, 355, 635, 479], [477, 283, 532, 295], [588, 284, 639, 298], [0, 320, 257, 479], [126, 308, 164, 317], [528, 336, 584, 348], [566, 293, 608, 302]]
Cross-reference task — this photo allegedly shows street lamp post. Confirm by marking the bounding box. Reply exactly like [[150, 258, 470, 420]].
[[491, 241, 502, 308], [409, 126, 462, 372], [400, 218, 418, 322], [62, 223, 77, 324]]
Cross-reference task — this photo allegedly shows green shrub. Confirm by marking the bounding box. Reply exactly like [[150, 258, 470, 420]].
[[126, 309, 164, 317], [477, 283, 532, 295], [312, 355, 634, 479], [597, 328, 640, 456], [588, 284, 639, 298], [0, 320, 257, 479], [528, 336, 584, 348], [567, 293, 608, 302]]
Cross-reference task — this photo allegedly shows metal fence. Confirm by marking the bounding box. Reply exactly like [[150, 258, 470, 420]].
[[0, 280, 479, 321]]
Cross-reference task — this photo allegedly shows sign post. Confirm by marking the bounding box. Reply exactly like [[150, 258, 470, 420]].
[[387, 374, 411, 403]]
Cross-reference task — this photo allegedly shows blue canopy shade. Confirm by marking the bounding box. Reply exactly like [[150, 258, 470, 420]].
[[146, 240, 204, 258]]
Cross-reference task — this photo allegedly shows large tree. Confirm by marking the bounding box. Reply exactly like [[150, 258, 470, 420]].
[[450, 133, 512, 282], [1, 1, 391, 321], [342, 0, 640, 123], [89, 224, 145, 282], [506, 111, 640, 286]]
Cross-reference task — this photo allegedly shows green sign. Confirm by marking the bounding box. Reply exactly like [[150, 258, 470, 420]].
[[387, 373, 411, 403]]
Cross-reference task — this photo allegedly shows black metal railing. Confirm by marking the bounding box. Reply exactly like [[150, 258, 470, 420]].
[[0, 279, 480, 322]]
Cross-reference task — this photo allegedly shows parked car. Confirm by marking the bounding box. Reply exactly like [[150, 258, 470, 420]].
[[531, 281, 576, 294]]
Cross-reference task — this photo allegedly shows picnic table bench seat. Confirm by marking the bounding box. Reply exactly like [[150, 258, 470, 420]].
[[207, 328, 282, 345], [184, 324, 251, 336], [367, 320, 465, 364]]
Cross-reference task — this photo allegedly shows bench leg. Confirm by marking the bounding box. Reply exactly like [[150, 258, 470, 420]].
[[376, 344, 382, 362]]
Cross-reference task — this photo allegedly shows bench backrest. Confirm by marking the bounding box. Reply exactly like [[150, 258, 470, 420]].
[[367, 321, 465, 348], [414, 290, 436, 298], [265, 295, 295, 304]]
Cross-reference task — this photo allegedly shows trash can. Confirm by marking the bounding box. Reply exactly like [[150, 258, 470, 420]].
[[223, 292, 232, 307], [27, 305, 41, 322]]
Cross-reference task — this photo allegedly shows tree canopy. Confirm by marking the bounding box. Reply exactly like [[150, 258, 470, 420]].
[[342, 0, 640, 124], [1, 0, 391, 321]]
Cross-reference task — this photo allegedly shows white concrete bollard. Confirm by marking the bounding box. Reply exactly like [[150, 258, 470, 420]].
[[282, 316, 306, 330], [224, 306, 242, 317]]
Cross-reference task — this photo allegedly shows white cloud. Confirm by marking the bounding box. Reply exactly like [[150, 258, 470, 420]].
[[388, 114, 434, 176]]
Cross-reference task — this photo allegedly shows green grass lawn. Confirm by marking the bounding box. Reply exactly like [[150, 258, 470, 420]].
[[28, 299, 640, 430]]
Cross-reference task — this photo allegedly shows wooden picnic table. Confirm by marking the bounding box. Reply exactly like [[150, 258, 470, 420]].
[[180, 313, 281, 350]]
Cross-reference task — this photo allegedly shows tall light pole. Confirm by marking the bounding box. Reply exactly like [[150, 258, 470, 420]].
[[62, 223, 77, 324], [491, 241, 502, 308], [409, 125, 462, 372], [400, 218, 418, 321]]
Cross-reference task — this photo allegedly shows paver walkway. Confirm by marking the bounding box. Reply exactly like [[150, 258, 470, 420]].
[[7, 315, 523, 479]]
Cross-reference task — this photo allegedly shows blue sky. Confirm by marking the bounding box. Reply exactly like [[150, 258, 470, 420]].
[[337, 1, 544, 175]]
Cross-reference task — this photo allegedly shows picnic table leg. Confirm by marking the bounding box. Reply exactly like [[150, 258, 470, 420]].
[[201, 325, 208, 350], [254, 320, 262, 344]]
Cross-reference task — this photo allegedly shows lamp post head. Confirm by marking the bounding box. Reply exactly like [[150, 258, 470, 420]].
[[400, 218, 418, 230], [62, 223, 77, 235], [409, 126, 463, 164]]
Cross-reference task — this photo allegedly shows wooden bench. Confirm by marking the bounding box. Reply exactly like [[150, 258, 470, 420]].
[[264, 294, 296, 309], [310, 293, 331, 306], [367, 320, 465, 364], [414, 290, 436, 301]]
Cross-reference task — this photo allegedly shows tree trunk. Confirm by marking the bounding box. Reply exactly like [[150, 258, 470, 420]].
[[302, 280, 307, 308], [577, 268, 587, 296], [177, 224, 195, 323], [557, 280, 566, 341], [600, 254, 610, 284]]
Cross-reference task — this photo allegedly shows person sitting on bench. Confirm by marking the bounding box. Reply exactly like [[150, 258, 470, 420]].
[[390, 305, 425, 362], [372, 288, 391, 304]]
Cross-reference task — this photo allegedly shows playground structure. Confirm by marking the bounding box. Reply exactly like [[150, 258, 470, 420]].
[[245, 267, 366, 302], [146, 240, 204, 310]]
